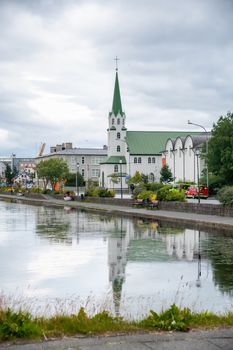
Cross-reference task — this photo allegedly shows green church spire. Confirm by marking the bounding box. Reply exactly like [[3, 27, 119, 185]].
[[111, 68, 123, 116]]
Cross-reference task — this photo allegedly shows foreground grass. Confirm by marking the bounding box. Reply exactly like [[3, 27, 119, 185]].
[[1, 304, 233, 341]]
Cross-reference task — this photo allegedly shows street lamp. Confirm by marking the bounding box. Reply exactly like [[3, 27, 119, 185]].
[[195, 148, 201, 204], [119, 159, 123, 199], [76, 162, 80, 197], [188, 120, 209, 188]]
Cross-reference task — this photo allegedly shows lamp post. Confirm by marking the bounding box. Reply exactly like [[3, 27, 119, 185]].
[[195, 149, 201, 204], [119, 159, 123, 199], [76, 162, 79, 197], [188, 120, 209, 188]]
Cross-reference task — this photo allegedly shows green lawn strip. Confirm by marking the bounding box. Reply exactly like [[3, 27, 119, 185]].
[[1, 305, 233, 342]]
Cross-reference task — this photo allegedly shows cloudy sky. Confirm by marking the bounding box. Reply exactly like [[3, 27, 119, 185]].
[[0, 0, 232, 157]]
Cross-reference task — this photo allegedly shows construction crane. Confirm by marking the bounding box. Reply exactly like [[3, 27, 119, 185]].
[[37, 143, 46, 157]]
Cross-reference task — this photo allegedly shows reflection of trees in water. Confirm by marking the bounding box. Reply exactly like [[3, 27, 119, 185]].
[[202, 233, 233, 294], [36, 207, 72, 244]]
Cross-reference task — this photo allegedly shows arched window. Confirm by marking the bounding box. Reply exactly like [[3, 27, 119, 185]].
[[149, 173, 155, 182], [134, 157, 137, 163], [114, 165, 118, 172], [117, 132, 121, 139], [148, 157, 151, 163], [138, 157, 141, 163], [112, 118, 114, 125], [117, 145, 120, 152], [117, 118, 120, 125], [152, 157, 155, 163]]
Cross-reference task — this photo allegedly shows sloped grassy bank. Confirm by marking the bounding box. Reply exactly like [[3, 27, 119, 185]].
[[1, 305, 233, 342]]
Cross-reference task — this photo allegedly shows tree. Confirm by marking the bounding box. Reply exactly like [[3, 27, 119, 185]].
[[36, 158, 69, 190], [160, 164, 173, 184], [65, 172, 85, 187], [128, 171, 142, 185], [5, 164, 16, 185], [207, 112, 233, 185]]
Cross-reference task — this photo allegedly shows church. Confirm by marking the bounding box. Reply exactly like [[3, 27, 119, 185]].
[[100, 68, 207, 190]]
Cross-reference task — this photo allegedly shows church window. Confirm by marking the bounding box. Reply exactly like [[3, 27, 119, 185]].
[[138, 157, 141, 163], [117, 132, 121, 139], [148, 157, 151, 163], [152, 157, 155, 163], [117, 118, 120, 125], [114, 165, 118, 172], [134, 157, 137, 163], [122, 118, 125, 125], [117, 145, 120, 152], [149, 173, 155, 182], [112, 118, 114, 125]]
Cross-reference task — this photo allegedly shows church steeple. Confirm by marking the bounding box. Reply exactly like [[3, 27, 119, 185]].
[[111, 59, 123, 116]]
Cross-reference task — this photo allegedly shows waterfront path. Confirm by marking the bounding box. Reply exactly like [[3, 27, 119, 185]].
[[0, 193, 233, 230], [1, 328, 233, 350]]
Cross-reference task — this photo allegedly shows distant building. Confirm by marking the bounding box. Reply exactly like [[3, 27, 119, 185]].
[[35, 142, 108, 183]]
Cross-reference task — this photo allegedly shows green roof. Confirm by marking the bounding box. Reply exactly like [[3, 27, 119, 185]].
[[111, 71, 123, 116], [126, 131, 202, 155], [101, 156, 126, 164]]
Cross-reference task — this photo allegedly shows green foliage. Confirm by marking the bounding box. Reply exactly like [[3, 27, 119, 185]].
[[217, 186, 233, 205], [1, 305, 233, 341], [157, 185, 186, 202], [145, 182, 164, 192], [140, 304, 192, 331], [160, 164, 173, 184], [65, 173, 85, 187], [36, 158, 69, 191], [4, 164, 16, 185], [85, 188, 115, 198], [208, 111, 233, 185], [0, 308, 41, 340], [128, 171, 142, 185], [137, 191, 155, 200]]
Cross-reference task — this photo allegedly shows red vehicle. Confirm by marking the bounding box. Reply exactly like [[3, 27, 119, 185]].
[[185, 186, 209, 199]]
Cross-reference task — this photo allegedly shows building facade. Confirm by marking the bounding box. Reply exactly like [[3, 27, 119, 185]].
[[35, 142, 108, 183], [100, 68, 206, 190]]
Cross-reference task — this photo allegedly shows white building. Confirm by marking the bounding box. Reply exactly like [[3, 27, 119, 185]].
[[35, 142, 108, 183], [100, 68, 206, 189], [164, 134, 211, 183]]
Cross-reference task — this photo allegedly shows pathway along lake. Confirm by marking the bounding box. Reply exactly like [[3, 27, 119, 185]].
[[0, 200, 233, 319]]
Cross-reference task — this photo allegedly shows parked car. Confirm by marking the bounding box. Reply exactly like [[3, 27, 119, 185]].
[[185, 186, 209, 199]]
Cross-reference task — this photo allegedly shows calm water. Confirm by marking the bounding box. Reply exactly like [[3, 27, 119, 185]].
[[0, 200, 233, 319]]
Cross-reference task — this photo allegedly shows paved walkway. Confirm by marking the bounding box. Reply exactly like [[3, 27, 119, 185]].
[[1, 328, 233, 349]]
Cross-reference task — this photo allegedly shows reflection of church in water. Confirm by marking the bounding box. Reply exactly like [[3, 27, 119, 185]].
[[35, 206, 204, 315], [108, 217, 204, 315]]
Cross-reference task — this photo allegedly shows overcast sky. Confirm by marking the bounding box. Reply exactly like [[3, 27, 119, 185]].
[[0, 0, 232, 157]]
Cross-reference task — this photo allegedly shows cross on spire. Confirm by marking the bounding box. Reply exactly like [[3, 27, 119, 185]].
[[114, 56, 119, 71]]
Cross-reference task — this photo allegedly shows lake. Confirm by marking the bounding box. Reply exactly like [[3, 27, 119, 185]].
[[0, 200, 233, 319]]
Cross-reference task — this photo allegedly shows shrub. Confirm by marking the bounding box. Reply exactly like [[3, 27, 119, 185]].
[[157, 185, 186, 202], [137, 191, 156, 201], [140, 304, 192, 331], [0, 308, 41, 340], [85, 188, 115, 198], [217, 186, 233, 206], [145, 182, 164, 192]]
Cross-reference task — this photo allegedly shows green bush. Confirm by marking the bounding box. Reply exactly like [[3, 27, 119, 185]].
[[0, 309, 41, 340], [137, 191, 155, 200], [85, 188, 115, 198], [145, 182, 164, 192], [157, 185, 186, 202], [217, 186, 233, 205], [140, 304, 192, 331]]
